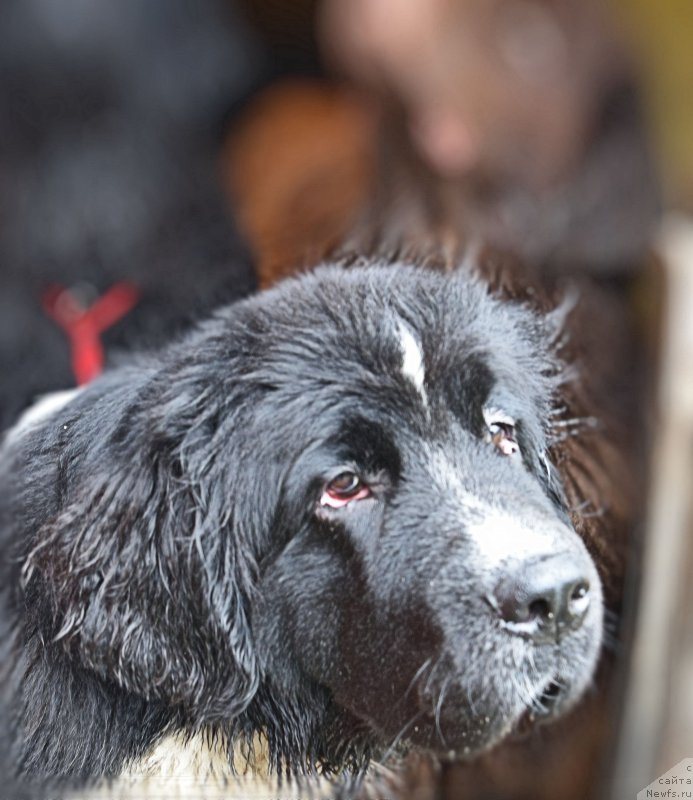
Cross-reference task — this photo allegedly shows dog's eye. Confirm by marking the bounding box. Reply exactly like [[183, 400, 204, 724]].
[[487, 421, 520, 457], [320, 472, 371, 509], [329, 472, 361, 495]]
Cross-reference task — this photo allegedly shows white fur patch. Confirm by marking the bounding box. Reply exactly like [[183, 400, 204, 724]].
[[396, 320, 426, 400], [427, 451, 567, 567], [4, 387, 82, 447], [465, 508, 566, 567], [68, 732, 332, 799]]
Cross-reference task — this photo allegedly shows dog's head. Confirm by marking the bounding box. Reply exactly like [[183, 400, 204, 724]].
[[243, 264, 603, 761], [15, 263, 602, 772]]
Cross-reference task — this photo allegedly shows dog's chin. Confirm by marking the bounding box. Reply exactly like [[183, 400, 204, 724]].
[[387, 673, 581, 759], [360, 631, 600, 761]]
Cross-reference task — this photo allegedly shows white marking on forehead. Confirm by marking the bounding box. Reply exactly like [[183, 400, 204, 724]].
[[396, 320, 426, 400]]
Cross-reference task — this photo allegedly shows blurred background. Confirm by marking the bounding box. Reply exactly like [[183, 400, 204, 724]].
[[1, 1, 692, 798]]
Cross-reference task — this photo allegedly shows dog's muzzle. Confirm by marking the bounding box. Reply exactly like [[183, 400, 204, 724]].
[[492, 552, 593, 643]]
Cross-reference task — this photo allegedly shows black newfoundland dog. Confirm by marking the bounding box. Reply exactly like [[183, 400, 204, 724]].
[[0, 263, 602, 787]]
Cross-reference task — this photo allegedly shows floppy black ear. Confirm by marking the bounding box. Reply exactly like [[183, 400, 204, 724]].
[[21, 364, 271, 723]]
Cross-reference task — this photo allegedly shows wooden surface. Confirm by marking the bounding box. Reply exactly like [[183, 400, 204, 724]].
[[611, 217, 693, 796]]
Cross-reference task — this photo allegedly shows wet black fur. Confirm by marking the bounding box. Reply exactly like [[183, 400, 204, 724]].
[[0, 264, 603, 787]]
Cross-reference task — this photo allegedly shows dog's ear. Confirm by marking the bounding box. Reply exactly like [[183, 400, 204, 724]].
[[21, 363, 277, 722]]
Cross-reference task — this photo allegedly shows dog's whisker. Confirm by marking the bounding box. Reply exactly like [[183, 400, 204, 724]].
[[434, 676, 451, 749], [422, 653, 445, 697], [551, 416, 599, 430], [381, 709, 428, 765], [400, 656, 434, 706], [567, 497, 607, 519]]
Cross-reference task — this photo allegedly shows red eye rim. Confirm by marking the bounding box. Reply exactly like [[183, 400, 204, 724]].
[[320, 472, 371, 509]]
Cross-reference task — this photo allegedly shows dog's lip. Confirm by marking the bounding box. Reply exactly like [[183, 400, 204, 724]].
[[414, 669, 566, 746], [509, 676, 566, 741], [381, 667, 571, 758]]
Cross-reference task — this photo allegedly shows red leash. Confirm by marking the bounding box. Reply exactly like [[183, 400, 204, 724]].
[[42, 283, 141, 385]]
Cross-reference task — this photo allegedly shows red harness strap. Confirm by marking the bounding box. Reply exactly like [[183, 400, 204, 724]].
[[42, 283, 141, 385]]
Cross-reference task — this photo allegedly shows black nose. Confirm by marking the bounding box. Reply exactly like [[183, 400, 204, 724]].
[[493, 555, 591, 642]]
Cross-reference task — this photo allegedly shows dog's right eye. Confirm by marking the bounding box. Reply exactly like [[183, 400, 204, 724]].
[[320, 472, 371, 508]]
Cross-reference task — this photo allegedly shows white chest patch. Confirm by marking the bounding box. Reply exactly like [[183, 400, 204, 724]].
[[396, 320, 427, 401], [66, 732, 332, 799]]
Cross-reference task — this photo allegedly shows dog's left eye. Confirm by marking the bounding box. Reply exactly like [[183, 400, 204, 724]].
[[320, 472, 371, 509], [486, 419, 520, 456]]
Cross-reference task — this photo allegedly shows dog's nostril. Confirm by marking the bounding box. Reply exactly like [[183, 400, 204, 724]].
[[568, 579, 591, 618], [536, 680, 563, 717], [527, 597, 552, 622], [494, 556, 592, 641], [542, 681, 561, 700]]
